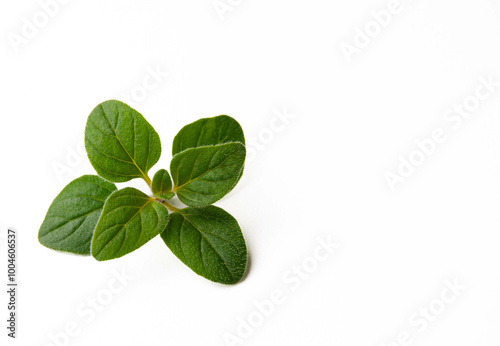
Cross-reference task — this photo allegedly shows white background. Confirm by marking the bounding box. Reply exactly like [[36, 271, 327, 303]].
[[2, 0, 500, 345]]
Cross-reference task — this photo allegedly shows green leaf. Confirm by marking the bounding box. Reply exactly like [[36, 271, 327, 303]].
[[172, 115, 245, 155], [161, 206, 247, 284], [170, 142, 245, 207], [91, 187, 169, 261], [85, 100, 161, 184], [38, 175, 117, 255], [152, 169, 174, 200]]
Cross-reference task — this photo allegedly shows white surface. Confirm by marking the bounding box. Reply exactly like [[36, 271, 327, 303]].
[[2, 0, 500, 345]]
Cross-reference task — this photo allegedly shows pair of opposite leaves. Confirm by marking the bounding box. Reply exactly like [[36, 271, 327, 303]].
[[38, 100, 248, 284]]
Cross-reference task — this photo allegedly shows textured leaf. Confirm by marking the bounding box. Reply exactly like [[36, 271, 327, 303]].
[[161, 206, 247, 284], [170, 142, 245, 207], [91, 187, 169, 261], [172, 115, 245, 156], [152, 169, 174, 200], [85, 100, 161, 184], [38, 175, 116, 255]]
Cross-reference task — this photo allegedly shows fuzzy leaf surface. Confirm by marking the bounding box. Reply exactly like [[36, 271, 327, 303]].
[[85, 100, 161, 183], [161, 206, 247, 284], [152, 169, 174, 199], [38, 175, 116, 255], [172, 115, 245, 155], [170, 142, 245, 207], [91, 187, 169, 261]]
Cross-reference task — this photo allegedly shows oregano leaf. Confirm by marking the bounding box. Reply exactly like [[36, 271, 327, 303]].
[[38, 175, 117, 255], [172, 115, 246, 187], [172, 115, 245, 156], [85, 100, 161, 184], [170, 142, 245, 207], [152, 169, 174, 200], [91, 187, 169, 261], [161, 206, 247, 284]]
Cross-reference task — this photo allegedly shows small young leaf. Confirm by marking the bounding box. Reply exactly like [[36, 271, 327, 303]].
[[152, 169, 174, 199], [170, 142, 245, 207], [91, 187, 169, 261], [172, 115, 245, 155], [38, 175, 117, 255], [161, 206, 247, 284], [85, 100, 161, 184]]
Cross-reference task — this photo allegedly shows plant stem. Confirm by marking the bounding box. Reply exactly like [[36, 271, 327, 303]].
[[157, 199, 180, 213], [143, 174, 152, 187]]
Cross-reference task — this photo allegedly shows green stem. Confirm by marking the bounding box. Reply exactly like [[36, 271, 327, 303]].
[[156, 199, 180, 213], [143, 174, 152, 187]]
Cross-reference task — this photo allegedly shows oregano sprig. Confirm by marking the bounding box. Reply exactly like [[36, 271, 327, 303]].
[[38, 100, 248, 285]]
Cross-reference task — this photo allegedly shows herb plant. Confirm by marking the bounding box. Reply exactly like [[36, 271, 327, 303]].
[[38, 100, 248, 284]]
